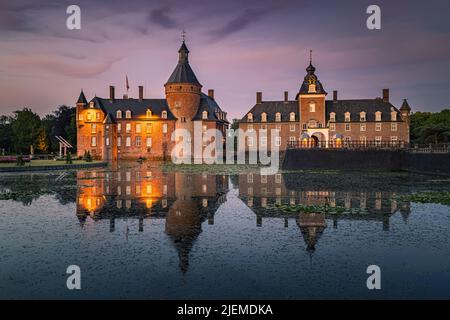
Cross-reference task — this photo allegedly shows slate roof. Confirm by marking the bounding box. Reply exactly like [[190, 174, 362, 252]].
[[166, 41, 201, 86], [77, 90, 87, 104], [241, 99, 404, 122], [88, 97, 176, 121], [242, 101, 299, 122], [192, 93, 229, 123]]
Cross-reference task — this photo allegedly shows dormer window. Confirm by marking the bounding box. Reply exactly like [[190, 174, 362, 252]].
[[345, 112, 351, 122], [125, 110, 132, 119], [275, 112, 281, 122], [290, 112, 296, 122], [247, 113, 253, 122], [329, 112, 336, 122], [309, 102, 316, 112], [89, 101, 95, 108], [202, 111, 208, 120], [116, 110, 122, 119], [391, 111, 397, 121], [360, 112, 366, 122], [161, 110, 167, 119], [261, 113, 267, 122], [146, 109, 152, 118], [375, 111, 382, 122]]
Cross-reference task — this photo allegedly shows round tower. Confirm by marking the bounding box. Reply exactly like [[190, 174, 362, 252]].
[[164, 41, 202, 121]]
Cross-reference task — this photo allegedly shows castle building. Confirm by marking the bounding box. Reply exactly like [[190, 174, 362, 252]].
[[239, 53, 411, 150], [76, 40, 229, 161]]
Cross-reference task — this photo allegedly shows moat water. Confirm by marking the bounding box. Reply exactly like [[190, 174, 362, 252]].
[[1, 163, 450, 299]]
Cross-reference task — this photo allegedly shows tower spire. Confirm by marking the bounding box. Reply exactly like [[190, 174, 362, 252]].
[[310, 49, 312, 65], [181, 29, 186, 43]]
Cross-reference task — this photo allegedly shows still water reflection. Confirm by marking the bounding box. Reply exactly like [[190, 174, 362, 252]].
[[1, 163, 450, 299]]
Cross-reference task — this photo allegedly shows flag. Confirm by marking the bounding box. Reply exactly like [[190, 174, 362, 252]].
[[126, 75, 130, 92]]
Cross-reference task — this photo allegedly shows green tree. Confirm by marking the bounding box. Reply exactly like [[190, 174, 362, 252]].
[[10, 108, 42, 154], [0, 115, 13, 154], [410, 109, 450, 143]]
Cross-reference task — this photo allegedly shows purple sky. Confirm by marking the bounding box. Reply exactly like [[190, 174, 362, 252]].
[[1, 0, 450, 119]]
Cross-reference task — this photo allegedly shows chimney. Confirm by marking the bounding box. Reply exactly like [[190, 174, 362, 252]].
[[109, 86, 115, 101], [333, 90, 338, 101], [256, 92, 262, 104], [284, 91, 288, 103], [138, 86, 143, 101], [208, 89, 215, 100], [383, 88, 390, 102]]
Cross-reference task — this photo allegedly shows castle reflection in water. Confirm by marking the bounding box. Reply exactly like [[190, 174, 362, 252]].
[[76, 166, 411, 272]]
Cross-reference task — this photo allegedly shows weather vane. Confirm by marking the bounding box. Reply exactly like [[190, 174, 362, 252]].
[[181, 29, 186, 42]]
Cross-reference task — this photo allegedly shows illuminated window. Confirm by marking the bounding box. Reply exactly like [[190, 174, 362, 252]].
[[126, 123, 131, 133], [360, 136, 367, 144], [247, 113, 253, 122], [376, 123, 382, 131], [146, 123, 152, 134], [96, 112, 100, 120], [360, 123, 366, 132], [290, 124, 296, 132], [261, 113, 267, 122], [86, 113, 92, 121], [91, 136, 97, 147], [375, 111, 382, 121], [78, 114, 84, 121], [375, 136, 382, 146], [360, 112, 366, 122], [260, 136, 267, 147], [330, 123, 336, 131], [308, 84, 316, 93], [162, 123, 168, 133], [290, 113, 296, 122], [329, 112, 336, 122], [116, 110, 122, 119], [345, 112, 351, 122], [391, 111, 397, 121], [126, 136, 131, 147], [136, 136, 141, 147], [146, 185, 152, 194], [275, 113, 281, 122], [391, 123, 397, 131], [161, 111, 167, 119], [146, 109, 152, 118], [125, 110, 132, 119], [345, 123, 351, 131], [202, 111, 208, 119], [309, 102, 316, 112], [117, 123, 121, 132], [146, 137, 152, 147], [117, 137, 121, 147], [91, 124, 97, 134], [136, 124, 141, 133], [105, 137, 110, 146]]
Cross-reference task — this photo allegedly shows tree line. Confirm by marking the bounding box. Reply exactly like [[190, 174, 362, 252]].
[[0, 106, 76, 155], [410, 109, 450, 144]]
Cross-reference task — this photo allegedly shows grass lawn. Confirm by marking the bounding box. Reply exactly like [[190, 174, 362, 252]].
[[0, 159, 103, 168]]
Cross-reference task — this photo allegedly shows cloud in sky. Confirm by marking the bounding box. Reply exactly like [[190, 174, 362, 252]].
[[0, 0, 450, 118]]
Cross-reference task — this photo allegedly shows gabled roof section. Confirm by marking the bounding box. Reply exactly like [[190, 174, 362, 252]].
[[77, 90, 87, 104]]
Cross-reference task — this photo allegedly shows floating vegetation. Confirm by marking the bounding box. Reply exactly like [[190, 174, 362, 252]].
[[269, 203, 368, 215], [395, 191, 450, 206]]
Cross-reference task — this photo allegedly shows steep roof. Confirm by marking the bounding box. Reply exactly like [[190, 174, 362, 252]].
[[89, 97, 176, 121], [241, 99, 404, 122], [325, 99, 404, 122], [192, 93, 229, 123], [241, 101, 299, 122], [166, 41, 201, 86], [77, 90, 87, 104]]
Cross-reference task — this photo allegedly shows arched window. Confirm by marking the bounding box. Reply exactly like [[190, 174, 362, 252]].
[[391, 111, 397, 121], [275, 112, 281, 122], [202, 111, 208, 120], [247, 113, 253, 122], [329, 112, 336, 122], [116, 110, 122, 119], [375, 111, 382, 122], [146, 109, 152, 118], [290, 112, 296, 122], [309, 102, 316, 112], [161, 110, 167, 119], [125, 110, 132, 119], [261, 112, 267, 122], [360, 112, 366, 122], [345, 112, 351, 122]]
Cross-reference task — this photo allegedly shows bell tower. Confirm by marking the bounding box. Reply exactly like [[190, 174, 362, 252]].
[[296, 51, 327, 130]]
